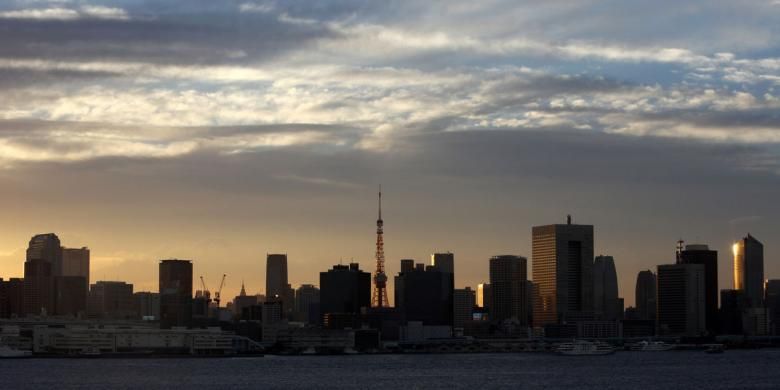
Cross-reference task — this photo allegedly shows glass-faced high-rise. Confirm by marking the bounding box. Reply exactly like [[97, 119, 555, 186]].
[[733, 234, 764, 308], [532, 216, 594, 327]]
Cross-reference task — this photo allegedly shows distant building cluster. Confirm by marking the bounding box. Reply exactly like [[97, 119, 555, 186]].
[[1, 210, 779, 354]]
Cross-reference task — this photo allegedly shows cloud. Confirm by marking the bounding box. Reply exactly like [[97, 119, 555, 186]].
[[0, 7, 79, 20]]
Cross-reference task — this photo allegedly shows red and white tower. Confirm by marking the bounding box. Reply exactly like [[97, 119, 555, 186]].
[[372, 187, 389, 307]]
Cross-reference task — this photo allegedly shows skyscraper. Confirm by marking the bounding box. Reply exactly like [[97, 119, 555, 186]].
[[489, 255, 528, 325], [477, 283, 492, 311], [395, 262, 454, 326], [294, 284, 321, 324], [0, 278, 24, 318], [593, 255, 620, 321], [159, 259, 193, 329], [733, 234, 764, 308], [635, 270, 657, 320], [26, 233, 62, 276], [765, 280, 780, 335], [23, 258, 53, 316], [266, 254, 288, 299], [431, 252, 454, 274], [453, 287, 476, 329], [532, 216, 594, 327], [657, 263, 705, 336], [320, 263, 371, 321], [678, 243, 718, 334], [61, 247, 90, 284]]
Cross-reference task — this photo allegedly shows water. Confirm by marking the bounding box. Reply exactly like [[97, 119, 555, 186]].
[[2, 350, 779, 389]]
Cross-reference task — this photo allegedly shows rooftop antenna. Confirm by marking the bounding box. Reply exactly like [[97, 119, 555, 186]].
[[567, 214, 572, 225]]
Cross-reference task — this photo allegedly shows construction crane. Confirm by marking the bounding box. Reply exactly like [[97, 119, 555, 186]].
[[199, 276, 211, 302], [214, 274, 227, 307]]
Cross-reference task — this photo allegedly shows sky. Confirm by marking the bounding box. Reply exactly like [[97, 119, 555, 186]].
[[0, 0, 779, 307]]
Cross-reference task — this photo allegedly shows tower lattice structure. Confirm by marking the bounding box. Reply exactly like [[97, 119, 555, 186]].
[[372, 188, 389, 307]]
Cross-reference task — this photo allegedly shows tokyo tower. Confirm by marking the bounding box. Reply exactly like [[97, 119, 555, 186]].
[[372, 186, 389, 307]]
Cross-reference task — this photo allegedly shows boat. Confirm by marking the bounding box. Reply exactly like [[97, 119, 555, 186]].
[[630, 341, 675, 352], [78, 346, 102, 357], [555, 340, 615, 356], [0, 345, 33, 358], [704, 344, 725, 354]]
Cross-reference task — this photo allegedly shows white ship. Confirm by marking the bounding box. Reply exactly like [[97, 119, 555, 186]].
[[630, 340, 675, 352], [556, 340, 615, 356], [0, 345, 33, 358]]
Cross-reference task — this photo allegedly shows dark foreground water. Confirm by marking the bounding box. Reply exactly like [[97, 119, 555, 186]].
[[2, 350, 780, 389]]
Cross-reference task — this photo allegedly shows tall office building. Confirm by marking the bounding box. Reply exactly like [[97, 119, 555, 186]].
[[453, 287, 476, 329], [477, 283, 492, 310], [26, 233, 63, 276], [431, 252, 454, 274], [532, 216, 594, 326], [266, 254, 288, 299], [55, 276, 87, 317], [489, 255, 528, 325], [294, 284, 320, 324], [765, 280, 780, 335], [733, 234, 764, 308], [320, 263, 371, 322], [233, 282, 258, 317], [635, 270, 657, 320], [593, 255, 620, 321], [61, 247, 90, 284], [87, 281, 134, 319], [395, 262, 454, 326], [678, 243, 718, 334], [159, 259, 193, 329], [23, 258, 53, 316], [719, 289, 743, 335], [657, 263, 705, 336]]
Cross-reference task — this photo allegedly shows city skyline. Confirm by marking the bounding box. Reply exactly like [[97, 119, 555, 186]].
[[0, 210, 773, 308], [0, 0, 779, 308]]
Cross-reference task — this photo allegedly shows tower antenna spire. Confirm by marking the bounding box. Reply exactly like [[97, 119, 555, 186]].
[[372, 185, 389, 308]]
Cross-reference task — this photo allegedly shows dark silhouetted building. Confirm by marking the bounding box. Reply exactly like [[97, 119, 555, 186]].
[[0, 278, 24, 318], [593, 255, 620, 321], [719, 289, 744, 335], [733, 234, 764, 308], [400, 259, 415, 273], [23, 258, 53, 316], [26, 233, 62, 276], [767, 280, 780, 335], [453, 287, 476, 329], [87, 281, 134, 319], [477, 283, 492, 312], [320, 263, 371, 326], [134, 291, 160, 320], [635, 270, 657, 321], [233, 282, 258, 317], [395, 262, 453, 326], [532, 216, 594, 327], [55, 276, 87, 317], [657, 263, 705, 336], [678, 243, 718, 334], [266, 254, 294, 316], [431, 252, 454, 274], [159, 259, 193, 328], [294, 284, 320, 324], [489, 255, 528, 326], [61, 247, 90, 284]]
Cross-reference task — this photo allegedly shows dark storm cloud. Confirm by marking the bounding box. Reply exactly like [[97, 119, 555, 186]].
[[0, 68, 120, 89]]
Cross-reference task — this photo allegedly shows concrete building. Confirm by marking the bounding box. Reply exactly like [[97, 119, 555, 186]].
[[431, 252, 454, 274], [395, 262, 453, 327], [88, 281, 134, 319], [0, 278, 24, 318], [54, 276, 87, 317], [657, 263, 705, 336], [477, 283, 492, 311], [678, 243, 718, 334], [532, 216, 594, 327], [767, 280, 780, 335], [23, 258, 53, 316], [733, 234, 764, 308], [134, 292, 160, 320], [319, 263, 371, 325], [719, 289, 744, 335], [489, 255, 527, 326], [294, 284, 320, 324], [266, 254, 288, 299], [233, 282, 258, 318], [593, 255, 620, 321], [635, 270, 657, 321], [453, 287, 476, 329], [26, 233, 62, 276], [61, 247, 90, 284], [159, 259, 193, 329]]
